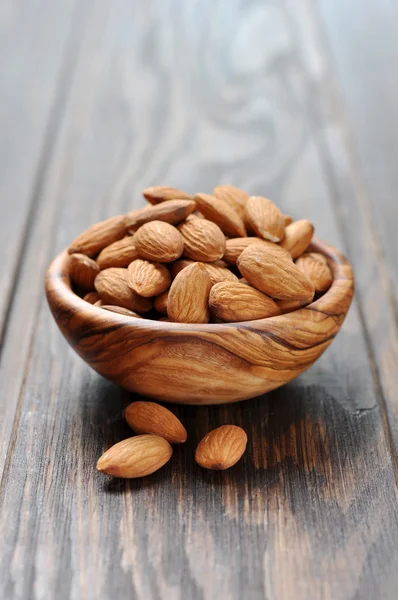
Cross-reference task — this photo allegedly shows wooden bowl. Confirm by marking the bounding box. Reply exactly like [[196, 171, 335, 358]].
[[45, 238, 354, 405]]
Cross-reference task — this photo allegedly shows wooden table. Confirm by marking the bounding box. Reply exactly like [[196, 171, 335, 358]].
[[1, 1, 398, 599]]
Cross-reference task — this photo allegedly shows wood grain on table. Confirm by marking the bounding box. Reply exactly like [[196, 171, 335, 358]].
[[0, 1, 397, 599]]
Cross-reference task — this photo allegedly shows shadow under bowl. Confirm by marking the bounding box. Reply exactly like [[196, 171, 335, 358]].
[[45, 238, 354, 405]]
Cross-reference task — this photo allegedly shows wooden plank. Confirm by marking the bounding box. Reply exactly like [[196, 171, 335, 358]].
[[312, 0, 398, 444], [1, 2, 398, 599], [0, 0, 81, 340]]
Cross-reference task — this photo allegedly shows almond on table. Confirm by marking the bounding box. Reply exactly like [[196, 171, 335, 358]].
[[125, 401, 187, 443], [97, 435, 172, 478], [195, 425, 247, 470]]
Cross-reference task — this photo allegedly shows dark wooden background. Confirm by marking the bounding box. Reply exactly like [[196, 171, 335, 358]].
[[1, 1, 398, 599]]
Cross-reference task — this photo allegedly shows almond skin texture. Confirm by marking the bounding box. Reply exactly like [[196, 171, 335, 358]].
[[101, 305, 141, 317], [296, 254, 333, 293], [170, 259, 196, 278], [94, 268, 153, 312], [195, 425, 247, 470], [68, 215, 126, 257], [126, 199, 196, 232], [178, 218, 225, 262], [143, 186, 192, 205], [277, 298, 311, 313], [280, 219, 314, 259], [69, 253, 99, 291], [209, 281, 281, 322], [97, 237, 139, 269], [237, 244, 315, 302], [125, 401, 187, 443], [245, 196, 285, 242], [194, 192, 246, 237], [213, 185, 248, 220], [203, 263, 239, 285], [133, 221, 184, 263], [153, 289, 169, 314], [97, 435, 172, 478], [168, 262, 212, 323], [127, 259, 171, 297], [223, 237, 290, 265], [304, 251, 328, 265], [83, 291, 101, 304]]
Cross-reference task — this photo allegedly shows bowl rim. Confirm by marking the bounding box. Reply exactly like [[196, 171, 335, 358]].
[[45, 236, 354, 333]]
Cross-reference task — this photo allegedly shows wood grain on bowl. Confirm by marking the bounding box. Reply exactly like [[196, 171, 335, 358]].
[[45, 238, 354, 404]]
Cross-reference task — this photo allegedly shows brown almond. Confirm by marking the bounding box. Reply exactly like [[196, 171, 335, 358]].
[[280, 219, 314, 259], [245, 196, 285, 242], [304, 251, 328, 265], [283, 215, 294, 226], [223, 237, 290, 264], [143, 186, 192, 205], [209, 281, 281, 322], [203, 263, 239, 285], [186, 210, 206, 221], [127, 259, 171, 297], [154, 289, 169, 314], [194, 192, 246, 237], [68, 215, 126, 257], [277, 298, 311, 313], [133, 221, 184, 263], [213, 185, 248, 220], [178, 219, 225, 262], [126, 199, 196, 232], [97, 237, 139, 269], [237, 244, 315, 302], [69, 253, 100, 291], [94, 268, 153, 312], [83, 291, 101, 304], [125, 401, 187, 443], [97, 435, 172, 478], [296, 254, 333, 293], [168, 262, 212, 323], [170, 259, 196, 278], [195, 425, 247, 470], [101, 305, 141, 317]]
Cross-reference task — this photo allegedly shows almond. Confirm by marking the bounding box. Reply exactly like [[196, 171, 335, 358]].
[[194, 192, 246, 237], [170, 259, 196, 278], [195, 425, 247, 470], [125, 401, 187, 443], [143, 186, 192, 205], [237, 244, 315, 302], [153, 289, 169, 314], [133, 221, 184, 263], [69, 253, 100, 291], [277, 298, 311, 313], [178, 218, 225, 262], [304, 251, 328, 265], [94, 299, 104, 307], [168, 262, 212, 323], [127, 259, 171, 297], [101, 305, 141, 317], [186, 210, 206, 221], [209, 281, 281, 322], [97, 236, 139, 269], [245, 196, 285, 242], [68, 215, 126, 257], [126, 199, 196, 232], [94, 268, 153, 312], [203, 263, 239, 285], [284, 215, 294, 226], [296, 254, 333, 293], [279, 219, 314, 259], [97, 435, 172, 478], [83, 291, 101, 304], [213, 185, 248, 220], [223, 237, 290, 264]]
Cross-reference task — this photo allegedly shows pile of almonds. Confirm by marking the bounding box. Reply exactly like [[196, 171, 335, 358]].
[[97, 400, 247, 478], [68, 185, 333, 323]]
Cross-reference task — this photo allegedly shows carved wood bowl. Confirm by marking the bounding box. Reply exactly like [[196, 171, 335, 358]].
[[45, 238, 354, 405]]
